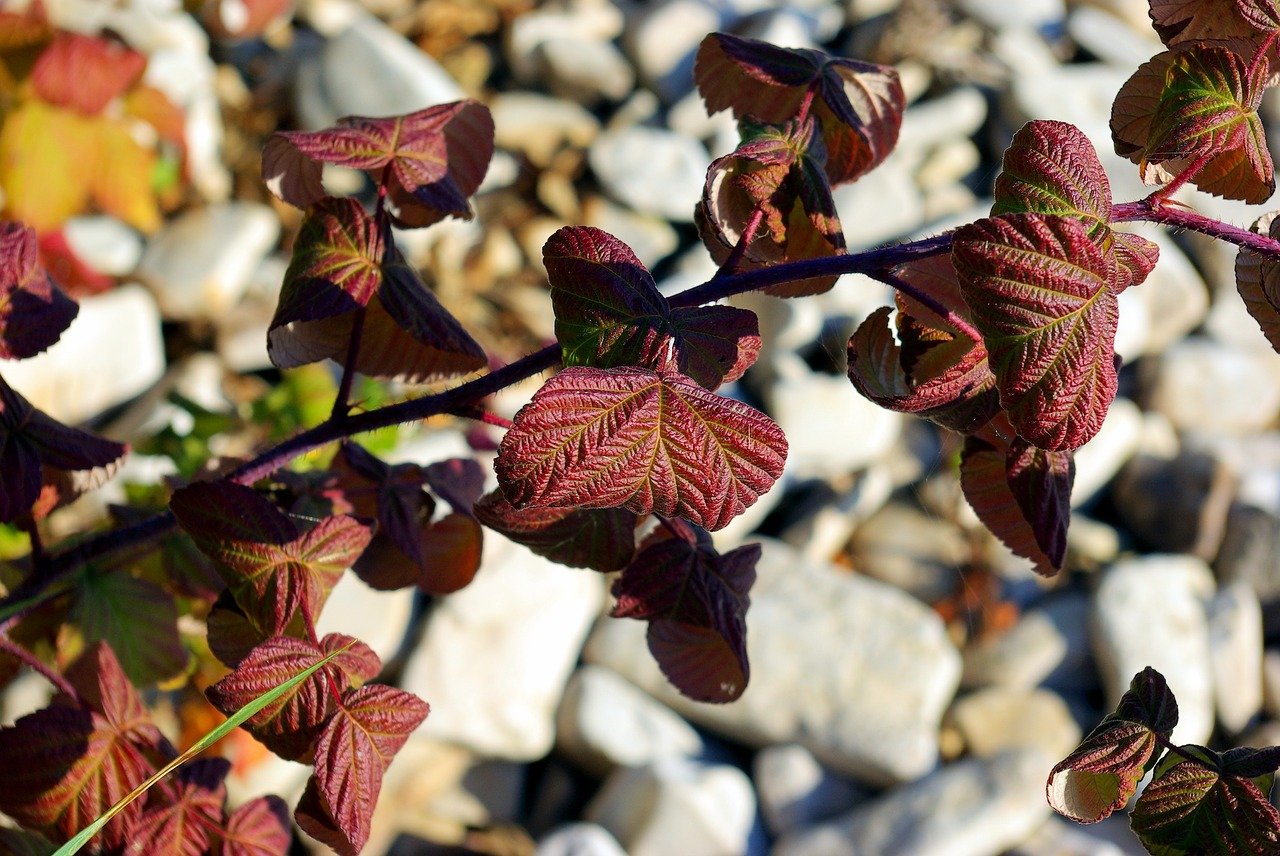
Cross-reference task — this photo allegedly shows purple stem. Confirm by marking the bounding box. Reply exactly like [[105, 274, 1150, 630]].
[[1112, 199, 1280, 258], [330, 306, 367, 422], [0, 632, 79, 702]]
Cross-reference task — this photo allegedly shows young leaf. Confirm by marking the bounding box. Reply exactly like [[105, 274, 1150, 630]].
[[951, 213, 1120, 450], [0, 375, 128, 523], [262, 101, 494, 228], [1130, 745, 1280, 854], [68, 569, 186, 687], [1235, 211, 1280, 352], [611, 520, 758, 703], [696, 120, 846, 298], [206, 633, 376, 760], [992, 120, 1112, 233], [1112, 45, 1274, 203], [129, 758, 228, 856], [543, 226, 760, 389], [473, 490, 638, 572], [220, 795, 291, 856], [31, 33, 147, 117], [960, 427, 1075, 576], [170, 481, 372, 636], [694, 33, 905, 186], [494, 366, 787, 531], [268, 197, 486, 383], [1148, 0, 1275, 46], [1110, 230, 1161, 292], [423, 458, 486, 515], [0, 221, 79, 360], [1047, 666, 1179, 823], [294, 684, 429, 856]]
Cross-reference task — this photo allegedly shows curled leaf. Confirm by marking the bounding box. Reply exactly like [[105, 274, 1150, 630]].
[[495, 366, 787, 532], [474, 490, 637, 572], [1149, 0, 1276, 46], [1235, 211, 1280, 353], [0, 221, 78, 359]]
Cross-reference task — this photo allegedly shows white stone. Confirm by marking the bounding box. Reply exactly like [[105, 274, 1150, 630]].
[[1146, 337, 1280, 434], [555, 666, 704, 777], [403, 533, 606, 759], [833, 151, 924, 249], [768, 370, 902, 480], [491, 92, 601, 167], [314, 571, 414, 666], [1093, 555, 1216, 745], [137, 202, 280, 320], [63, 216, 143, 277], [589, 126, 708, 222], [1071, 397, 1143, 508], [775, 749, 1054, 856], [1013, 814, 1138, 856], [537, 824, 627, 856], [3, 284, 164, 423], [624, 0, 723, 102], [1067, 6, 1163, 68], [585, 759, 756, 856], [947, 687, 1082, 761], [754, 744, 867, 837], [585, 539, 961, 785], [1207, 581, 1264, 734], [1120, 226, 1209, 357], [963, 591, 1094, 692], [958, 0, 1064, 30], [537, 37, 635, 105], [506, 0, 625, 81]]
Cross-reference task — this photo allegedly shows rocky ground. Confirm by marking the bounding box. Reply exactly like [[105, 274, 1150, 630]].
[[4, 0, 1280, 854]]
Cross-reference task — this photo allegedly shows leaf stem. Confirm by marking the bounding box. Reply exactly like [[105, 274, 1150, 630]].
[[0, 632, 79, 702], [1148, 150, 1213, 203], [1113, 197, 1280, 259], [714, 207, 766, 280], [1154, 731, 1214, 769], [446, 404, 514, 429], [330, 306, 367, 422], [877, 268, 983, 343]]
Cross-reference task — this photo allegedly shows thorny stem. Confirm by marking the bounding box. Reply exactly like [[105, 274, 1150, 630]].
[[878, 268, 983, 343], [713, 207, 767, 279], [0, 632, 79, 702], [1148, 150, 1214, 203], [1113, 197, 1280, 257]]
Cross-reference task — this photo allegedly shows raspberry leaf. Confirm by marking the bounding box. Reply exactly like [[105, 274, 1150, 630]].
[[262, 101, 493, 228], [992, 120, 1112, 232], [295, 684, 429, 856], [220, 795, 291, 856], [1047, 667, 1179, 823], [951, 213, 1120, 450], [1110, 230, 1161, 292], [0, 221, 78, 360], [130, 758, 228, 856], [1130, 745, 1280, 854], [473, 490, 637, 572], [268, 197, 486, 383], [1235, 212, 1280, 352], [544, 226, 760, 389], [611, 520, 758, 703], [1148, 0, 1280, 45], [495, 366, 787, 531], [68, 568, 186, 687]]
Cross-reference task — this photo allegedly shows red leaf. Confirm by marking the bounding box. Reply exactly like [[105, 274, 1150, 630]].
[[696, 120, 846, 298], [296, 685, 429, 856], [418, 512, 483, 594], [1110, 230, 1160, 292], [951, 214, 1120, 450], [1148, 0, 1269, 46], [473, 489, 637, 572], [0, 375, 127, 523], [262, 101, 494, 228], [495, 366, 787, 532], [331, 442, 433, 576], [695, 33, 904, 186], [1047, 667, 1179, 823], [170, 481, 372, 635], [1235, 211, 1280, 353], [268, 197, 486, 383], [992, 120, 1112, 232], [611, 520, 757, 703], [543, 226, 760, 389], [130, 758, 228, 856], [0, 221, 78, 358], [960, 428, 1074, 576], [220, 795, 291, 856], [31, 33, 146, 116]]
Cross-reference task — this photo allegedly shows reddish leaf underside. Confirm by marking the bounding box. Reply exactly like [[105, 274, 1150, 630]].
[[262, 101, 494, 228], [220, 795, 292, 856], [473, 489, 638, 572], [543, 226, 761, 388], [1236, 212, 1280, 353], [0, 220, 79, 359], [31, 33, 147, 116], [494, 366, 787, 531], [1148, 0, 1274, 46], [611, 520, 758, 702], [951, 213, 1120, 451], [295, 684, 429, 856], [1110, 230, 1161, 292], [1047, 667, 1179, 823]]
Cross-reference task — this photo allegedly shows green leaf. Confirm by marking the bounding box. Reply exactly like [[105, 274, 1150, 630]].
[[68, 568, 186, 687]]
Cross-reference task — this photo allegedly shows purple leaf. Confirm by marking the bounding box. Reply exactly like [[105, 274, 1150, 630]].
[[495, 366, 787, 531], [0, 221, 79, 360], [423, 457, 486, 514], [473, 489, 637, 572], [1236, 212, 1280, 353]]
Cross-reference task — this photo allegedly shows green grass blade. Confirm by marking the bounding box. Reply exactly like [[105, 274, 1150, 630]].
[[53, 640, 355, 856]]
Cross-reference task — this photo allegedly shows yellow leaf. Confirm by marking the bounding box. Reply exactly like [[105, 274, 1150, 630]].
[[0, 99, 95, 231], [90, 118, 160, 233]]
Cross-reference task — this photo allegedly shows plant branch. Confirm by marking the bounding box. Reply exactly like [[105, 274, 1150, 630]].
[[713, 207, 766, 279], [877, 268, 983, 342], [0, 632, 79, 702], [1113, 198, 1280, 259]]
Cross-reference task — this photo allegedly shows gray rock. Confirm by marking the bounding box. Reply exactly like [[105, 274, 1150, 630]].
[[1093, 555, 1216, 745], [555, 666, 704, 777], [491, 92, 600, 168], [586, 539, 961, 786], [1110, 450, 1236, 560], [963, 591, 1095, 693], [537, 37, 636, 105], [754, 744, 869, 837], [538, 824, 628, 856], [589, 126, 708, 222], [1207, 581, 1264, 734], [774, 749, 1054, 856], [507, 0, 625, 81], [848, 503, 968, 604], [63, 216, 143, 277], [2, 284, 164, 424], [1070, 397, 1143, 508], [1067, 6, 1163, 68], [1145, 337, 1280, 433], [402, 533, 607, 760], [624, 0, 725, 102], [946, 687, 1082, 761], [1012, 814, 1144, 856], [137, 202, 280, 320], [1117, 226, 1209, 357], [897, 87, 988, 154], [958, 0, 1064, 30], [833, 151, 925, 249], [585, 759, 757, 856]]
